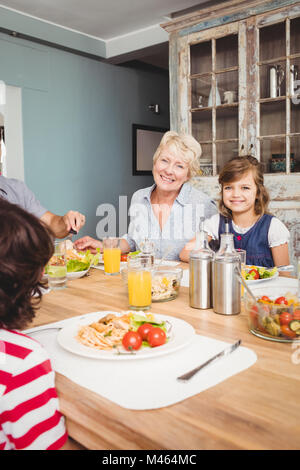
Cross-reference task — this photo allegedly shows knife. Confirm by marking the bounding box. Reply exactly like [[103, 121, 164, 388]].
[[177, 339, 242, 381]]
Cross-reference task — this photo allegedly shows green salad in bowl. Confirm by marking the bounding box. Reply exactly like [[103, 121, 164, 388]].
[[45, 246, 100, 278]]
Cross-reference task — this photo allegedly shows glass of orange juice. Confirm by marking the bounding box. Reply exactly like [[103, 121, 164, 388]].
[[103, 237, 121, 275], [127, 254, 152, 311]]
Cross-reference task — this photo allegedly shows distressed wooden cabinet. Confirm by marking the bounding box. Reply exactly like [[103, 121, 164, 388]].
[[163, 0, 300, 266]]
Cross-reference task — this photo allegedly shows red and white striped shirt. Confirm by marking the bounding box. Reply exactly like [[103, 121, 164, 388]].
[[0, 328, 68, 450]]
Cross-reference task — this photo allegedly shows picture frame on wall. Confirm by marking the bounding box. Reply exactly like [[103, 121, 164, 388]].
[[132, 124, 168, 175]]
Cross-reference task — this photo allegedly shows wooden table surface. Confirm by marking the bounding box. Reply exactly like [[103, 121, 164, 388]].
[[27, 267, 300, 450]]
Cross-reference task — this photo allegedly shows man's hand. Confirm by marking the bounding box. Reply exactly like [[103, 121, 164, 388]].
[[40, 210, 86, 239], [63, 211, 86, 233], [74, 236, 102, 254]]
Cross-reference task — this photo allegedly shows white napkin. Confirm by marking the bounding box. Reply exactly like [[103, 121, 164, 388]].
[[25, 318, 257, 410]]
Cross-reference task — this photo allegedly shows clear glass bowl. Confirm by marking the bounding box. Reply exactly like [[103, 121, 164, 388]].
[[151, 267, 183, 302], [244, 285, 300, 343]]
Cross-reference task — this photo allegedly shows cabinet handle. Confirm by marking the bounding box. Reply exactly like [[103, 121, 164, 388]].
[[249, 144, 254, 155]]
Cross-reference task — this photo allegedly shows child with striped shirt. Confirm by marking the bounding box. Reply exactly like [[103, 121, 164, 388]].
[[0, 199, 68, 450]]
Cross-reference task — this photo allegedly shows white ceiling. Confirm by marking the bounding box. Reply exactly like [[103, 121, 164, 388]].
[[0, 0, 207, 40]]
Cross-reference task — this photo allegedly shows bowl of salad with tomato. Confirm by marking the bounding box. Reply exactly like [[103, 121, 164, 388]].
[[244, 284, 300, 342], [244, 265, 278, 282]]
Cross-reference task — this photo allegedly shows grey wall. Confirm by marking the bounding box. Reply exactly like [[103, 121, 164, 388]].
[[0, 31, 169, 238]]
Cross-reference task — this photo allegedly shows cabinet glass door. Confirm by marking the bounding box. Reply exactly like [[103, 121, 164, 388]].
[[258, 18, 300, 173], [190, 33, 239, 176]]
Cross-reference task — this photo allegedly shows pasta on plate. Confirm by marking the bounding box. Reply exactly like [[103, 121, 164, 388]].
[[76, 313, 131, 350]]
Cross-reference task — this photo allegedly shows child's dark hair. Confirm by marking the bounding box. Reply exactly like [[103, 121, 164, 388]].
[[0, 199, 54, 329], [218, 155, 270, 218]]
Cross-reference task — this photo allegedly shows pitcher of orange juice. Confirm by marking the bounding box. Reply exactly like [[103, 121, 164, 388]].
[[103, 237, 121, 275], [128, 254, 152, 311]]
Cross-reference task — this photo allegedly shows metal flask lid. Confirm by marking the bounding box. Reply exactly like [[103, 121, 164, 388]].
[[215, 232, 239, 264], [190, 218, 214, 260]]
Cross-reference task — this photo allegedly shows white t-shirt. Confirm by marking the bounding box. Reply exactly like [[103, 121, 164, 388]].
[[204, 214, 290, 248]]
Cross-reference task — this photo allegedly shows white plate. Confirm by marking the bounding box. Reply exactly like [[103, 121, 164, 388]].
[[249, 280, 298, 298], [67, 269, 89, 280], [43, 269, 89, 281], [245, 266, 279, 285], [57, 311, 195, 360]]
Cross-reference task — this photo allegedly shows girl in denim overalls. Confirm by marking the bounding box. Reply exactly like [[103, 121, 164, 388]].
[[180, 156, 290, 268]]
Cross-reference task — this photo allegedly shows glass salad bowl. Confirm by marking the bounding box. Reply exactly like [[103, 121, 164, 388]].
[[244, 283, 300, 342], [151, 267, 183, 302]]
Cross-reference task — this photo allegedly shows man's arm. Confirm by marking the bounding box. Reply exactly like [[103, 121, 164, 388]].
[[41, 210, 86, 239]]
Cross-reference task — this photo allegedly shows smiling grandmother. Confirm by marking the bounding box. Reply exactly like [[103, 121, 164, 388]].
[[75, 131, 217, 260]]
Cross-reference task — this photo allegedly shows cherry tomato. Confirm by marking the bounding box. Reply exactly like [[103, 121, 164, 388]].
[[261, 295, 271, 303], [279, 311, 293, 326], [293, 310, 300, 320], [248, 269, 259, 280], [121, 253, 128, 262], [281, 324, 297, 339], [147, 327, 167, 347], [122, 331, 142, 351], [137, 323, 154, 341], [275, 296, 288, 305]]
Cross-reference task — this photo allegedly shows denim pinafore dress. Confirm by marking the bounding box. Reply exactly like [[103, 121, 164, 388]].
[[218, 214, 274, 267]]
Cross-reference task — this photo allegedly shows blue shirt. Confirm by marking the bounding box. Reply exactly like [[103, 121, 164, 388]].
[[0, 176, 47, 219], [123, 182, 217, 260]]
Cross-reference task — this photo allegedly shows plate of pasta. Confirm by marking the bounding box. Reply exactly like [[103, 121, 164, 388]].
[[56, 311, 195, 360]]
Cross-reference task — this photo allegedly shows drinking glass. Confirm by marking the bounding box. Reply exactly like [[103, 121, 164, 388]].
[[236, 249, 246, 269], [47, 240, 67, 290], [127, 254, 152, 311], [103, 237, 121, 275], [236, 249, 246, 297]]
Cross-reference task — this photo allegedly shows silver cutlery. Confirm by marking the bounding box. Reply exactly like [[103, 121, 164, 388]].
[[25, 315, 87, 334], [27, 326, 63, 335], [177, 339, 242, 381], [277, 264, 295, 272]]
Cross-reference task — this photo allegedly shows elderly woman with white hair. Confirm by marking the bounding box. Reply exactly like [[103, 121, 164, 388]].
[[75, 131, 217, 260]]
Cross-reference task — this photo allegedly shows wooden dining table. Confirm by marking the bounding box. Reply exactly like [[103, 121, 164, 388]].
[[25, 266, 300, 450]]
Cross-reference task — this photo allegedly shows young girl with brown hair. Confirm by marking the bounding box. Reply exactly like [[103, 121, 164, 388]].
[[180, 156, 290, 267]]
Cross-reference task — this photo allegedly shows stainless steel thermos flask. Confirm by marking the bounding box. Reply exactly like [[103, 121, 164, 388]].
[[212, 233, 241, 315], [189, 219, 214, 309]]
